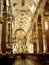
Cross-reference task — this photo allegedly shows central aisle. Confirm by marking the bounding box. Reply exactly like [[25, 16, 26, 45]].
[[13, 59, 49, 65], [13, 59, 34, 65]]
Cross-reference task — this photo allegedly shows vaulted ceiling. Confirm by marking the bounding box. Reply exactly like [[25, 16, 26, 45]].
[[5, 0, 49, 38], [11, 0, 40, 36]]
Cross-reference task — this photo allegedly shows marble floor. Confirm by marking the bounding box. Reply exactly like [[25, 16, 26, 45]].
[[13, 59, 49, 65]]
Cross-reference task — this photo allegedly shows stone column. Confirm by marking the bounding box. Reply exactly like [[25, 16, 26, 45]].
[[8, 23, 12, 45], [45, 21, 49, 52], [37, 14, 43, 53], [1, 0, 7, 53], [1, 22, 6, 53], [41, 14, 47, 53]]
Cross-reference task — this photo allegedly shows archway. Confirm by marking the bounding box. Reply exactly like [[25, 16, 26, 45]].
[[12, 29, 27, 54]]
